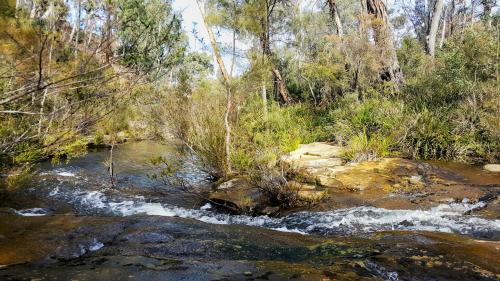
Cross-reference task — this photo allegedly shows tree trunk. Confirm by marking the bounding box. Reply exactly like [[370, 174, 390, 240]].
[[365, 0, 404, 88], [196, 0, 232, 175], [262, 81, 268, 120], [38, 35, 54, 135], [104, 2, 113, 64], [359, 0, 369, 40], [74, 0, 81, 58], [481, 0, 494, 27], [450, 0, 456, 35], [439, 5, 447, 48], [327, 0, 343, 37], [427, 0, 444, 57], [271, 67, 292, 104], [260, 2, 292, 105]]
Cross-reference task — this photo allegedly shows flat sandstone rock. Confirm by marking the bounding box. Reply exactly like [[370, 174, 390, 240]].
[[484, 164, 500, 173], [283, 142, 343, 162]]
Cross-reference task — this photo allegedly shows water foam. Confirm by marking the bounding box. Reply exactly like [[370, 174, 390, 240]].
[[49, 189, 499, 236], [14, 208, 51, 216], [39, 169, 76, 177]]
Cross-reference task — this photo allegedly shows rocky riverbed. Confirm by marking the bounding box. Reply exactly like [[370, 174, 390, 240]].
[[0, 142, 499, 280], [211, 143, 500, 218]]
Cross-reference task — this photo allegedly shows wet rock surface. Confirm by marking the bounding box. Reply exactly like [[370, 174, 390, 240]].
[[279, 143, 500, 213], [209, 177, 266, 214], [0, 214, 499, 281]]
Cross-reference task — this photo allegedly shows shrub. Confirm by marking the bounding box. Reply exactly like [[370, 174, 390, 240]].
[[231, 94, 326, 174], [327, 93, 406, 161]]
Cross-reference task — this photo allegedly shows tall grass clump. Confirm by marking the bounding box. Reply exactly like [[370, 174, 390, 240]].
[[327, 92, 407, 161], [231, 94, 326, 174], [400, 26, 499, 162]]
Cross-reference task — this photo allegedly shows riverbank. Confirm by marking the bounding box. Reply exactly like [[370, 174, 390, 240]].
[[210, 142, 500, 218]]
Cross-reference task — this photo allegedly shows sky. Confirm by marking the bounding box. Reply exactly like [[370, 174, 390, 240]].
[[172, 0, 239, 73], [171, 0, 321, 74]]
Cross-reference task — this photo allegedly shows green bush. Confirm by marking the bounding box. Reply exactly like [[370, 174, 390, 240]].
[[327, 93, 406, 161], [232, 94, 326, 174]]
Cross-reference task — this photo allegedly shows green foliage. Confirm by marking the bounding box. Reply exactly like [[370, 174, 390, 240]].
[[0, 0, 15, 17], [327, 93, 406, 161], [2, 0, 499, 180], [403, 109, 454, 160], [50, 136, 88, 164], [116, 0, 185, 73], [231, 95, 325, 173], [327, 25, 499, 163], [400, 26, 499, 162]]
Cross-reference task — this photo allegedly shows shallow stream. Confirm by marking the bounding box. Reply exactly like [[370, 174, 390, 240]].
[[0, 142, 499, 280]]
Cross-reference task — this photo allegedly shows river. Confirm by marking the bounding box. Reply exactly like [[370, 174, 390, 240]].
[[0, 142, 499, 280]]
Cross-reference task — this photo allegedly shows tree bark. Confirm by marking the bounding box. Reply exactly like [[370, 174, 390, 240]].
[[271, 67, 291, 104], [74, 0, 81, 58], [327, 0, 343, 37], [104, 2, 113, 64], [365, 0, 404, 88], [427, 0, 444, 57], [439, 5, 447, 48], [359, 0, 369, 40], [262, 81, 268, 120]]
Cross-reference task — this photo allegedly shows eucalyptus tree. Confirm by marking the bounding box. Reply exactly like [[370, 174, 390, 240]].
[[206, 0, 293, 104], [326, 0, 343, 37], [196, 0, 234, 175], [427, 0, 444, 57], [365, 0, 404, 88]]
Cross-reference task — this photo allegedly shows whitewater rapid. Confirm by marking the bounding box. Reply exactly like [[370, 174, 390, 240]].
[[15, 169, 500, 237]]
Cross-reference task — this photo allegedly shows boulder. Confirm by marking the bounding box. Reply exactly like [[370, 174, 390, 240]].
[[287, 181, 328, 201], [281, 142, 346, 187], [209, 178, 264, 214], [484, 164, 500, 173]]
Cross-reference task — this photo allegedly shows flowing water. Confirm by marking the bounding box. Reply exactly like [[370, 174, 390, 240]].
[[0, 142, 499, 280]]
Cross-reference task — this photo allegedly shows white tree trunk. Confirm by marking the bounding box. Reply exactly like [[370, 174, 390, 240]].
[[439, 6, 447, 48], [427, 0, 444, 57]]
